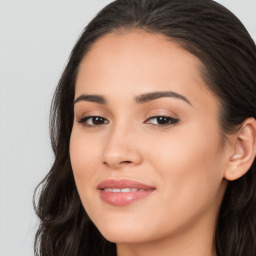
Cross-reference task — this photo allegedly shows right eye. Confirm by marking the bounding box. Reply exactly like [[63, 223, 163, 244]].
[[78, 116, 109, 127]]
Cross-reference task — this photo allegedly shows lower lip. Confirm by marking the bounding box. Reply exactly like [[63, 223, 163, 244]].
[[99, 190, 154, 206]]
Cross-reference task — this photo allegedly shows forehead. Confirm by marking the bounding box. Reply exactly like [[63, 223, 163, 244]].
[[79, 30, 204, 80], [75, 30, 219, 111]]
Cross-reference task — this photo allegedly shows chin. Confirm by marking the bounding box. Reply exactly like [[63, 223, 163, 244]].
[[101, 229, 151, 244], [95, 217, 163, 244], [85, 199, 157, 243]]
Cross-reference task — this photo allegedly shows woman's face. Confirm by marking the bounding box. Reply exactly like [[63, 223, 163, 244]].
[[70, 31, 228, 246]]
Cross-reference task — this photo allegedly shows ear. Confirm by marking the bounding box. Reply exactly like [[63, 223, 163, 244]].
[[224, 117, 256, 181]]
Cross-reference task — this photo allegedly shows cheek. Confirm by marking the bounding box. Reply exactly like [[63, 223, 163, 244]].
[[147, 122, 225, 208], [70, 133, 87, 177], [137, 126, 226, 238], [69, 130, 99, 199]]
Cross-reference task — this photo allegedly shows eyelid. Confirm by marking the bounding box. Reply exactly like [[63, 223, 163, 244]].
[[144, 114, 179, 127], [78, 115, 110, 128], [76, 109, 179, 128], [75, 108, 109, 121], [75, 108, 110, 127]]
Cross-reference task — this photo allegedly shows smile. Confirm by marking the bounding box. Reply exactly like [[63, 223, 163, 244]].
[[103, 188, 150, 192], [97, 179, 156, 206]]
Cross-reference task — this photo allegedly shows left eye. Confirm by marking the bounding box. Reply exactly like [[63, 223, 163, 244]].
[[78, 116, 109, 127], [144, 116, 179, 126]]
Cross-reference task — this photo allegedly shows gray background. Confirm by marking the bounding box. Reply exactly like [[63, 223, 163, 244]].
[[0, 1, 255, 255]]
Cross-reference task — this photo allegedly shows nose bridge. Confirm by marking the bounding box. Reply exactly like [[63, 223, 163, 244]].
[[102, 117, 142, 168]]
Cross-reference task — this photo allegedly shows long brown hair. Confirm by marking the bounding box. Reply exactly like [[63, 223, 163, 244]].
[[34, 0, 256, 255]]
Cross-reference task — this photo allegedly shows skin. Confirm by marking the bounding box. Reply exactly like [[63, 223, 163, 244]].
[[70, 30, 239, 256]]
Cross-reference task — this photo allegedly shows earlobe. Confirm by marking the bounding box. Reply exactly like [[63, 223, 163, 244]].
[[224, 118, 256, 181]]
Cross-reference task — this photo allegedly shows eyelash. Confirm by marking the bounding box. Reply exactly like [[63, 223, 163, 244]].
[[78, 116, 109, 127], [144, 115, 179, 127], [78, 115, 179, 128]]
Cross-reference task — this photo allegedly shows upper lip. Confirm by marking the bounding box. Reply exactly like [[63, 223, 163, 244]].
[[97, 179, 156, 190]]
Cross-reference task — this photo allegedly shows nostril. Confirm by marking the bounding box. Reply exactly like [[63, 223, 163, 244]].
[[103, 160, 133, 168], [121, 161, 132, 164]]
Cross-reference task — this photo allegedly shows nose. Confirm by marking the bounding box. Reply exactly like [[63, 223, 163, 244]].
[[102, 125, 143, 169]]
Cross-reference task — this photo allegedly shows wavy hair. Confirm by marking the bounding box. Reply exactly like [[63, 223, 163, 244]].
[[34, 0, 256, 255]]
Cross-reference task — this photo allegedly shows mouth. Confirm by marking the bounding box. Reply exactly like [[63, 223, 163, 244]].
[[97, 179, 156, 206], [102, 188, 150, 192]]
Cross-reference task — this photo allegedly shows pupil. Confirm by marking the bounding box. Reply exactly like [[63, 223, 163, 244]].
[[157, 117, 169, 124], [93, 117, 104, 125]]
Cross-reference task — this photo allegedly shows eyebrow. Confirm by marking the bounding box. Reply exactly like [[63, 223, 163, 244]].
[[74, 94, 106, 104], [74, 91, 192, 106], [135, 91, 192, 105]]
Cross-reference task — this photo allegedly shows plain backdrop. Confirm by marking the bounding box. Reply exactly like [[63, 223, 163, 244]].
[[0, 1, 255, 255]]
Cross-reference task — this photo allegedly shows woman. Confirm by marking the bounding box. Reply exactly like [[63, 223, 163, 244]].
[[34, 0, 256, 255]]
